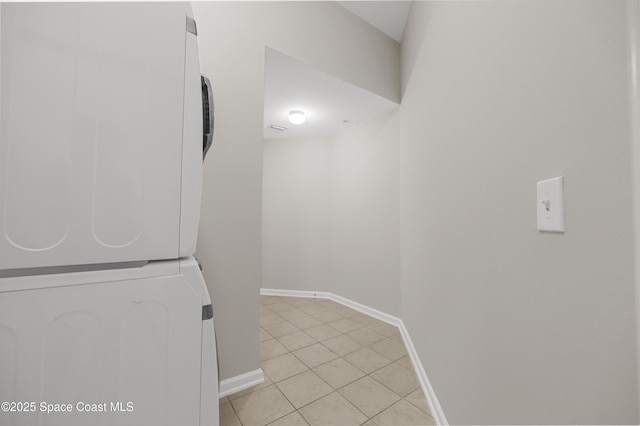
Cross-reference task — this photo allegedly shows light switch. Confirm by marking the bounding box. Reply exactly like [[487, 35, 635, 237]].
[[537, 176, 564, 232]]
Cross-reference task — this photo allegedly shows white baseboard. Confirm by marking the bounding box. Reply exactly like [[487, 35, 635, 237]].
[[397, 322, 449, 426], [260, 288, 397, 325], [329, 292, 403, 328], [260, 288, 330, 299], [219, 368, 264, 399], [260, 288, 448, 425]]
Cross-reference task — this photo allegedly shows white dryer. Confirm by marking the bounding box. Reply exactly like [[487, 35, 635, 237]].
[[0, 3, 218, 425]]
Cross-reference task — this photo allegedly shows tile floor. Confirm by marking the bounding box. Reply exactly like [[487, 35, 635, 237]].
[[219, 295, 436, 426]]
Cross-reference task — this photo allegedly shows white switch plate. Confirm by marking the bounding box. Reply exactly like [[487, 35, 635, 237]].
[[537, 176, 564, 232]]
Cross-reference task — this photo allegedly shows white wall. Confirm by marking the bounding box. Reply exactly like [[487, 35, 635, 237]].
[[192, 1, 400, 381], [263, 111, 401, 316], [400, 1, 638, 424], [262, 0, 639, 423], [329, 113, 401, 316], [262, 137, 332, 292], [194, 5, 264, 380], [199, 1, 638, 423]]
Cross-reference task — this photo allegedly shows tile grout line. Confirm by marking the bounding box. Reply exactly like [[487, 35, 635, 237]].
[[226, 396, 244, 426]]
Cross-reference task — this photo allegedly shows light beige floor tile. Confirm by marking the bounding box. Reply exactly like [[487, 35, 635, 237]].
[[219, 401, 242, 426], [405, 388, 432, 415], [390, 331, 405, 343], [262, 296, 283, 305], [311, 309, 344, 323], [345, 311, 369, 322], [344, 347, 392, 374], [362, 315, 385, 324], [395, 355, 414, 372], [346, 327, 386, 346], [313, 358, 366, 389], [269, 302, 296, 312], [305, 324, 341, 341], [231, 385, 295, 426], [328, 305, 357, 316], [327, 318, 363, 334], [219, 396, 229, 404], [261, 339, 290, 361], [299, 392, 367, 426], [348, 313, 382, 326], [367, 321, 399, 338], [370, 363, 420, 397], [293, 343, 339, 368], [316, 299, 342, 309], [338, 376, 400, 418], [276, 370, 333, 409], [256, 297, 433, 426], [293, 315, 325, 330], [285, 298, 314, 308], [228, 375, 273, 401], [261, 313, 287, 327], [371, 399, 436, 426], [267, 410, 310, 426], [260, 328, 274, 342], [261, 353, 309, 382], [277, 330, 317, 351], [278, 308, 309, 321], [300, 304, 328, 315], [263, 321, 300, 338], [321, 334, 362, 357], [370, 338, 408, 361]]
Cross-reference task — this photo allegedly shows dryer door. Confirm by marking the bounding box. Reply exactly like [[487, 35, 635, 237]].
[[0, 3, 192, 270]]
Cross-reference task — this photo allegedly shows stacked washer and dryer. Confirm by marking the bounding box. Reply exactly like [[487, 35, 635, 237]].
[[0, 3, 218, 425]]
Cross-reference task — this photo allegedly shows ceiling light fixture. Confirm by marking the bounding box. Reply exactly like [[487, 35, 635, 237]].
[[288, 110, 306, 125]]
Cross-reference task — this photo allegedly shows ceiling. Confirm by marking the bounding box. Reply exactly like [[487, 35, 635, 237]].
[[263, 48, 399, 140], [337, 1, 410, 43], [263, 2, 409, 140]]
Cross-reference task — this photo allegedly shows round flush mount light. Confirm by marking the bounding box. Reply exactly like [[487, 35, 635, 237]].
[[288, 110, 306, 125]]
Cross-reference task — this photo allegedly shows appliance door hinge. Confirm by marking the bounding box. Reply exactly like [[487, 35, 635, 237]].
[[186, 17, 197, 36], [202, 304, 213, 321]]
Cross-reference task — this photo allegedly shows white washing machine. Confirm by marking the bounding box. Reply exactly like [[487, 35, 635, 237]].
[[0, 3, 218, 425]]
